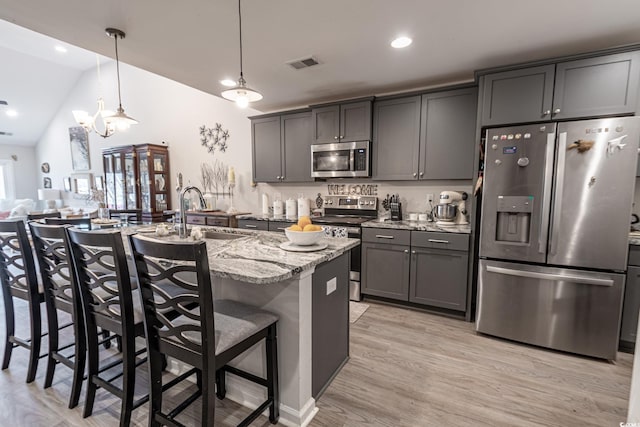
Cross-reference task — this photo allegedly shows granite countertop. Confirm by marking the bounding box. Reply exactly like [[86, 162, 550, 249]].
[[124, 225, 359, 285], [361, 220, 471, 234], [630, 232, 640, 246], [236, 214, 298, 223], [184, 210, 250, 217]]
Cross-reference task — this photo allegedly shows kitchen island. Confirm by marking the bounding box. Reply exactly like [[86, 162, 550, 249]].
[[125, 225, 358, 426]]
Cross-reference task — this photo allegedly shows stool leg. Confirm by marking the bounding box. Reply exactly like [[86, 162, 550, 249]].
[[148, 347, 164, 427], [25, 299, 42, 383], [203, 364, 216, 425], [83, 325, 99, 418], [69, 312, 86, 409], [119, 334, 135, 427], [44, 305, 59, 388], [215, 368, 226, 399], [1, 291, 15, 370], [266, 324, 279, 424]]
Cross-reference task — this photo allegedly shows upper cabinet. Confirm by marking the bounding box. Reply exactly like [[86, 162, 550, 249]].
[[480, 51, 640, 126], [252, 111, 313, 183], [373, 87, 477, 181], [311, 100, 372, 144]]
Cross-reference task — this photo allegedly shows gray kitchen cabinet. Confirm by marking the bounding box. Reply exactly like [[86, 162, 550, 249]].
[[621, 265, 640, 346], [312, 100, 372, 144], [409, 247, 469, 310], [251, 110, 312, 183], [552, 52, 640, 120], [480, 65, 555, 126], [420, 87, 478, 179], [268, 221, 291, 233], [251, 116, 282, 183], [361, 242, 411, 300], [480, 51, 640, 126], [237, 219, 268, 231], [372, 96, 422, 180]]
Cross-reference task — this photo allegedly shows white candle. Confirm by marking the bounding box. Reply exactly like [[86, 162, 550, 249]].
[[228, 166, 236, 185]]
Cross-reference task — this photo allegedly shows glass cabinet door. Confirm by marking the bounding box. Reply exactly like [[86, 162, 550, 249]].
[[153, 152, 168, 212], [124, 153, 137, 209], [104, 154, 116, 208], [113, 153, 125, 209], [138, 150, 151, 212]]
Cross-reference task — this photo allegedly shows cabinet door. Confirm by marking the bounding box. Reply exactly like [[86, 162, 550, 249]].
[[124, 152, 138, 209], [103, 154, 116, 209], [252, 116, 282, 182], [340, 101, 372, 142], [409, 247, 468, 310], [420, 87, 478, 180], [621, 265, 640, 343], [372, 96, 422, 180], [361, 242, 410, 300], [281, 112, 313, 182], [238, 219, 269, 231], [481, 65, 555, 126], [553, 52, 640, 120], [311, 105, 340, 144], [268, 221, 291, 233]]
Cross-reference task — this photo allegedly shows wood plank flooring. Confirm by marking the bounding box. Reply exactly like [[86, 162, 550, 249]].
[[0, 298, 633, 426]]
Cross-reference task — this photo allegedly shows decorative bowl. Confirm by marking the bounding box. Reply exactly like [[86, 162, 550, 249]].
[[284, 228, 324, 246]]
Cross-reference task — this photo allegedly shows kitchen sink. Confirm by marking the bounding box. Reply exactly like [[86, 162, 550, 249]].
[[203, 231, 244, 240]]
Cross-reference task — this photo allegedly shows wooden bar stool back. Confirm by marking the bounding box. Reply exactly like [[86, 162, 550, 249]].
[[128, 234, 280, 427], [46, 217, 92, 230], [0, 220, 44, 383], [29, 222, 86, 408], [66, 228, 146, 427]]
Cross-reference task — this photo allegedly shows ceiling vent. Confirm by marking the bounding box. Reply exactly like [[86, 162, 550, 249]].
[[0, 131, 13, 136], [0, 100, 7, 106], [286, 56, 320, 70]]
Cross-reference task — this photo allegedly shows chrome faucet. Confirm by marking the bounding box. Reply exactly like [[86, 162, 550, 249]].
[[178, 185, 206, 238]]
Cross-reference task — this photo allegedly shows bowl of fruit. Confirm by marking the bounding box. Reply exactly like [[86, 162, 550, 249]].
[[285, 216, 324, 246]]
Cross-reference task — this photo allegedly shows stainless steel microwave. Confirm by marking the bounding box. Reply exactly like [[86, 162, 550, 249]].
[[311, 141, 370, 178]]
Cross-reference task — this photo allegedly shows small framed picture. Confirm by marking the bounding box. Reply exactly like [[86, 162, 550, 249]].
[[63, 177, 71, 192], [71, 173, 93, 195], [43, 177, 52, 188], [95, 176, 104, 191]]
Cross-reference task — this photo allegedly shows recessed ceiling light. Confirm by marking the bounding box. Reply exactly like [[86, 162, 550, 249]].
[[220, 79, 236, 87], [391, 36, 412, 49], [54, 45, 67, 53], [5, 109, 18, 118]]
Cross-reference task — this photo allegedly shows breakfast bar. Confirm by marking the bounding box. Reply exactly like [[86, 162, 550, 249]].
[[127, 225, 359, 426]]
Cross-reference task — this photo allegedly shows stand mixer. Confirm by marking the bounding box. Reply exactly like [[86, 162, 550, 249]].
[[433, 191, 468, 226]]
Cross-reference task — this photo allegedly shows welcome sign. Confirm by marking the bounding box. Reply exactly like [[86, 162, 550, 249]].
[[327, 184, 378, 196]]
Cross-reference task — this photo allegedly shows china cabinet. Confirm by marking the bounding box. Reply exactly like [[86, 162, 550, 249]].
[[102, 143, 170, 222]]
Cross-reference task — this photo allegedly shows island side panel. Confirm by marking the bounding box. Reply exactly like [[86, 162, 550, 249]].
[[312, 252, 349, 398], [214, 269, 317, 427]]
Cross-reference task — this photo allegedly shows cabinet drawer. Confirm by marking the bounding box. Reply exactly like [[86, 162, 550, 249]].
[[186, 215, 206, 225], [269, 221, 293, 233], [362, 228, 410, 245], [206, 216, 229, 227], [237, 219, 268, 231], [629, 245, 640, 266], [411, 231, 469, 251]]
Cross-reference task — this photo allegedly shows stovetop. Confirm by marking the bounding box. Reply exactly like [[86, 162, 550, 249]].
[[313, 215, 373, 226]]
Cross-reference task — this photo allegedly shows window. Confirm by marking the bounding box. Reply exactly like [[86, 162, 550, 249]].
[[0, 159, 15, 200]]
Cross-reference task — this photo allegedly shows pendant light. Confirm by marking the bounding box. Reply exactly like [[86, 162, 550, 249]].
[[102, 28, 138, 132], [221, 0, 262, 108]]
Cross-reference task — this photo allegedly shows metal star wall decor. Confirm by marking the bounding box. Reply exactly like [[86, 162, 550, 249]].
[[199, 123, 230, 154]]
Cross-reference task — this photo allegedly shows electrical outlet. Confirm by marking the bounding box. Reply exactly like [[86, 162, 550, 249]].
[[426, 193, 434, 204]]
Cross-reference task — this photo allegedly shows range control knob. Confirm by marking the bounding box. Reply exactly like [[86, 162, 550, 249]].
[[517, 157, 530, 167]]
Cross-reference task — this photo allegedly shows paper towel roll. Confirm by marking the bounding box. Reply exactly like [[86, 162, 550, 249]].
[[261, 194, 270, 215], [286, 198, 297, 219], [297, 197, 310, 218], [273, 199, 284, 215]]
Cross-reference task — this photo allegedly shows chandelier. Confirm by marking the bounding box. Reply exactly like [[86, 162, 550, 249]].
[[72, 28, 138, 138]]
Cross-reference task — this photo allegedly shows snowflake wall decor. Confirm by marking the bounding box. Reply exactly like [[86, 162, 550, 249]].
[[199, 123, 230, 154]]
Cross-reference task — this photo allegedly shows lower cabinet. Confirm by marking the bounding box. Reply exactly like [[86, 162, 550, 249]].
[[361, 228, 469, 313], [621, 246, 640, 351], [237, 219, 268, 231], [268, 221, 292, 233]]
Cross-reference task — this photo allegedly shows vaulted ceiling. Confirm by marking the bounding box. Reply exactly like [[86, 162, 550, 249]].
[[1, 0, 640, 146]]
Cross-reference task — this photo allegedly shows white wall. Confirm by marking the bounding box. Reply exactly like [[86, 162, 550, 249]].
[[0, 144, 38, 199], [35, 61, 261, 210]]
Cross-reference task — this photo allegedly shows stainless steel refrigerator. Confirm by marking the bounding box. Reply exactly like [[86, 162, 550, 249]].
[[477, 117, 640, 360]]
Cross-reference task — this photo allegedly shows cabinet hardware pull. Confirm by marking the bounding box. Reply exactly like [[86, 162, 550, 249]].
[[375, 235, 395, 239], [413, 173, 417, 177], [411, 250, 416, 254], [339, 135, 344, 139], [244, 225, 257, 228], [554, 108, 561, 114], [276, 227, 287, 231], [404, 249, 409, 253], [543, 110, 551, 116], [334, 136, 339, 140], [428, 239, 449, 244], [419, 172, 424, 177]]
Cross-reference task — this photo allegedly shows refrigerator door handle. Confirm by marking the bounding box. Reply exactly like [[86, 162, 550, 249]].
[[539, 132, 555, 254], [549, 131, 567, 255], [486, 265, 614, 287]]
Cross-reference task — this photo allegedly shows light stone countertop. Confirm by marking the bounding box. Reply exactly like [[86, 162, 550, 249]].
[[123, 225, 359, 285], [236, 214, 297, 223], [630, 232, 640, 246], [361, 220, 471, 234]]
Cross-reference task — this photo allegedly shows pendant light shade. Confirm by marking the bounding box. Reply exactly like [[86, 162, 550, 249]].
[[221, 0, 262, 108]]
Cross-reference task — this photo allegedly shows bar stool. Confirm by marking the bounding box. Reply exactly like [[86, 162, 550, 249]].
[[66, 228, 147, 427], [28, 212, 62, 221], [29, 222, 85, 408], [128, 234, 280, 426], [0, 220, 44, 383], [45, 217, 92, 230], [108, 209, 142, 223]]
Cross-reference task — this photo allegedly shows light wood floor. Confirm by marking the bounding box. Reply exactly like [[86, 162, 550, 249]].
[[0, 299, 633, 426]]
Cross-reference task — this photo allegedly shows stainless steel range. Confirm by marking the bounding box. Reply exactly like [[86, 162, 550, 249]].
[[314, 195, 378, 301]]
